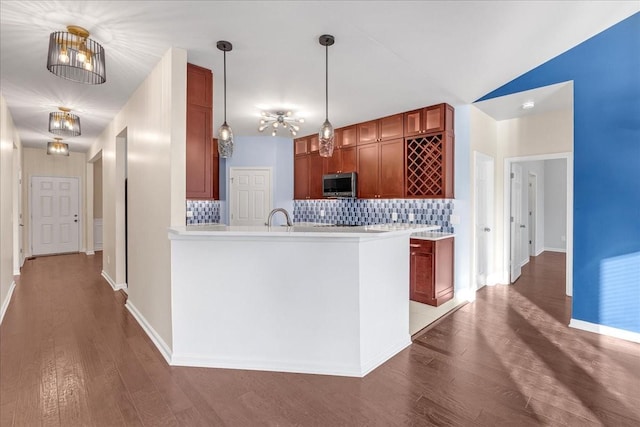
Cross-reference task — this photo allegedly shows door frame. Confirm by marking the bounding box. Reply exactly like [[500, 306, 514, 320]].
[[503, 152, 573, 296], [528, 172, 537, 256], [29, 175, 82, 256], [229, 167, 273, 226]]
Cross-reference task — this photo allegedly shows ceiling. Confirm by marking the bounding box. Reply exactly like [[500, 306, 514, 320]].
[[1, 1, 637, 152]]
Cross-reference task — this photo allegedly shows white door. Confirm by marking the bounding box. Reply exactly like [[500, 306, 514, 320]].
[[474, 152, 494, 289], [510, 164, 523, 282], [31, 176, 80, 256], [230, 168, 272, 226]]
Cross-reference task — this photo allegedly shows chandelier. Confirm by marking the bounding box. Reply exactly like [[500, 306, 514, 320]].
[[258, 111, 305, 136], [49, 107, 81, 137], [46, 138, 69, 156], [47, 25, 106, 85]]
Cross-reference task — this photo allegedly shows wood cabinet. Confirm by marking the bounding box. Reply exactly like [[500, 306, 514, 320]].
[[410, 238, 454, 306], [357, 114, 403, 145], [212, 138, 219, 200], [294, 154, 310, 200], [336, 125, 357, 148], [295, 137, 309, 156], [326, 146, 357, 174], [294, 142, 326, 200], [404, 103, 454, 137], [186, 63, 218, 200], [357, 138, 404, 199]]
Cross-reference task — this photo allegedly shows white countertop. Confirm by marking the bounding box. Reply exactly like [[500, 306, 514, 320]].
[[170, 223, 440, 239], [410, 231, 455, 241]]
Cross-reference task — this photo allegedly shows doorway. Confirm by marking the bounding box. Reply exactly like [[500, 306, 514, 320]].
[[30, 176, 80, 256], [528, 173, 537, 256], [229, 167, 272, 226], [474, 151, 495, 289], [510, 163, 524, 283], [114, 129, 128, 291]]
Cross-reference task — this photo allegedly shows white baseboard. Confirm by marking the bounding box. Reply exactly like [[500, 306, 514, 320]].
[[569, 318, 640, 344], [94, 244, 103, 251], [13, 269, 20, 276], [544, 247, 566, 253], [520, 258, 529, 268], [125, 300, 172, 364], [85, 250, 95, 256], [101, 270, 127, 291], [0, 281, 17, 325]]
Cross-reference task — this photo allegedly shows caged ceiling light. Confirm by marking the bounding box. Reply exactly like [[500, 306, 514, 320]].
[[217, 40, 234, 158], [46, 137, 69, 156], [47, 25, 106, 85], [49, 107, 81, 137], [318, 34, 336, 158], [258, 111, 305, 137]]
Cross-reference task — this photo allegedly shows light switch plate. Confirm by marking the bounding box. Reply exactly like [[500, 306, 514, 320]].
[[186, 211, 194, 218], [408, 213, 415, 222], [392, 212, 398, 221], [320, 210, 325, 217]]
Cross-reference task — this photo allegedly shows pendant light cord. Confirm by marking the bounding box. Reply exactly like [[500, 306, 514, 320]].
[[325, 44, 329, 121], [223, 50, 227, 123]]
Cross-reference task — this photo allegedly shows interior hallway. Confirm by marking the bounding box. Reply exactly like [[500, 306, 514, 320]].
[[1, 252, 639, 426]]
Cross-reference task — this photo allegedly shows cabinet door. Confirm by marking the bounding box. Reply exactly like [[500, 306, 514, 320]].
[[341, 147, 357, 173], [186, 104, 213, 199], [410, 242, 435, 304], [325, 148, 342, 174], [433, 238, 454, 302], [424, 104, 444, 134], [379, 138, 404, 198], [357, 120, 378, 145], [187, 63, 212, 108], [341, 125, 357, 147], [379, 114, 404, 141], [294, 155, 310, 199], [309, 152, 325, 199], [404, 109, 423, 137], [294, 137, 308, 156], [309, 135, 320, 152], [212, 138, 219, 200], [357, 143, 379, 198]]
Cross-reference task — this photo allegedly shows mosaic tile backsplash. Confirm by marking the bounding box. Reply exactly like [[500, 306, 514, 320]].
[[293, 199, 455, 233], [186, 200, 220, 225]]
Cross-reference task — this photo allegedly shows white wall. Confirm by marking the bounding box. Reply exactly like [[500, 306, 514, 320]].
[[544, 159, 567, 251], [21, 147, 88, 256], [0, 95, 19, 322], [453, 105, 472, 297], [93, 157, 102, 218], [86, 47, 186, 354]]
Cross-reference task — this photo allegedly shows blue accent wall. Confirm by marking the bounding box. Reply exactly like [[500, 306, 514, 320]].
[[220, 136, 294, 225], [478, 13, 640, 333]]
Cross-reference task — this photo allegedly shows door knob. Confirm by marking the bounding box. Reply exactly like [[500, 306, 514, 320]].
[[74, 219, 78, 223], [520, 224, 526, 228], [484, 227, 491, 232]]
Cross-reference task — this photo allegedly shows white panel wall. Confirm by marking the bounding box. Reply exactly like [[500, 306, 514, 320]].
[[86, 47, 187, 351], [0, 95, 19, 322], [544, 159, 567, 251], [21, 147, 87, 256]]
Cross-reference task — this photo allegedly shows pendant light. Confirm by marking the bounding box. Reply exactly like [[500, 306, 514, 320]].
[[217, 40, 234, 158], [46, 25, 106, 85], [46, 137, 69, 156], [49, 107, 81, 137], [318, 34, 335, 158]]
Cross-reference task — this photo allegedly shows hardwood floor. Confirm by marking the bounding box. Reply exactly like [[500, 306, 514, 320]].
[[1, 251, 638, 426]]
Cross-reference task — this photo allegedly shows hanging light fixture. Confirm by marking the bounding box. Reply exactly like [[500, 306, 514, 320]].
[[258, 111, 305, 137], [47, 25, 106, 85], [49, 107, 81, 137], [318, 34, 335, 158], [46, 137, 69, 156], [217, 40, 234, 158]]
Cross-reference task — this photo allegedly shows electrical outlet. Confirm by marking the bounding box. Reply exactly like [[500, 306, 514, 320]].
[[186, 211, 193, 218], [408, 213, 415, 222], [561, 235, 566, 242], [391, 212, 398, 221], [449, 214, 460, 225], [320, 210, 325, 217]]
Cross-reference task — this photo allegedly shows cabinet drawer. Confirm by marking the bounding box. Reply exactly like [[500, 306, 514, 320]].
[[410, 239, 433, 253]]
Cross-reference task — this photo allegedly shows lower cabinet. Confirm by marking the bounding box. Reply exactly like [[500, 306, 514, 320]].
[[410, 238, 454, 306]]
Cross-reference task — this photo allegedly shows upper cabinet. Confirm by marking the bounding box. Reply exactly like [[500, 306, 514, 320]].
[[336, 125, 357, 148], [186, 63, 217, 200], [357, 114, 403, 145], [404, 104, 454, 137]]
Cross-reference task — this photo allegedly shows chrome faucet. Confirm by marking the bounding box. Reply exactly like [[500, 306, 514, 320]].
[[267, 208, 293, 227]]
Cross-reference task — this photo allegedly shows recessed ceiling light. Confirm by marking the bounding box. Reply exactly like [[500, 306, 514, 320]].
[[522, 100, 535, 110]]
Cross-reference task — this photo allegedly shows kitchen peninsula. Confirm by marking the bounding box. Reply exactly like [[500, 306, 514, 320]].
[[169, 223, 438, 377]]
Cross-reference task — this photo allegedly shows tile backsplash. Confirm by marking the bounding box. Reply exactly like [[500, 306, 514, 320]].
[[186, 200, 220, 225], [293, 199, 455, 233]]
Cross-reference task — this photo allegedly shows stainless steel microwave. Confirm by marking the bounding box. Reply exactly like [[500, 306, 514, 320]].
[[323, 172, 357, 198]]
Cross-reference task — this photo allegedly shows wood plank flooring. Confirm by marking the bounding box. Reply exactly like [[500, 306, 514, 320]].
[[1, 251, 638, 426]]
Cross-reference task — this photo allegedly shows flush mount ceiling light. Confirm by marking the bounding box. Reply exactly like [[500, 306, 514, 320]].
[[318, 34, 335, 158], [47, 25, 106, 85], [258, 111, 305, 137], [217, 40, 234, 158], [522, 100, 535, 110], [46, 137, 69, 156], [49, 107, 81, 137]]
